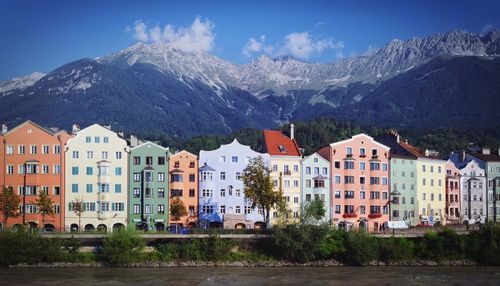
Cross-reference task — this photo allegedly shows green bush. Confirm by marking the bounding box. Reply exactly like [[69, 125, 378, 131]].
[[318, 228, 347, 259], [467, 223, 500, 265], [378, 237, 414, 264], [100, 228, 145, 266], [0, 230, 63, 266], [271, 224, 329, 262], [341, 231, 379, 265]]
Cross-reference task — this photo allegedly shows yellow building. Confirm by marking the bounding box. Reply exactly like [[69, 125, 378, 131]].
[[263, 125, 302, 224], [399, 141, 446, 225]]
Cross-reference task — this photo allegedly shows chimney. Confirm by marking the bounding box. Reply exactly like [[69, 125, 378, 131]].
[[103, 124, 111, 130], [72, 124, 80, 135], [396, 134, 400, 143], [459, 150, 466, 162], [130, 135, 139, 147], [290, 123, 295, 139], [1, 124, 7, 133], [482, 147, 491, 155], [117, 131, 124, 138]]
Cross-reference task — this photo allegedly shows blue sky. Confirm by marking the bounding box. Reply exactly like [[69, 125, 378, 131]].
[[1, 0, 499, 80]]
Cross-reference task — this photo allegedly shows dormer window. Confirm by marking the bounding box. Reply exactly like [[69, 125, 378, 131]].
[[278, 145, 286, 152]]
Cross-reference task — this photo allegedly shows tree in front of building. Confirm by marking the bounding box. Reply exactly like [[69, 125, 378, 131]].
[[0, 186, 21, 229], [301, 198, 326, 224], [242, 156, 284, 228], [36, 190, 55, 229], [71, 198, 85, 232], [170, 197, 187, 233]]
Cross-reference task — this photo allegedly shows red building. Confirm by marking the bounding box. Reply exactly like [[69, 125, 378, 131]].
[[0, 121, 70, 231]]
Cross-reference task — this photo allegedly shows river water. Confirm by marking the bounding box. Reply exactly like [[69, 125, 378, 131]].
[[1, 267, 500, 285]]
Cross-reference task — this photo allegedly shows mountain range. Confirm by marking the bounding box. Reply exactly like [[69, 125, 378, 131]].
[[1, 29, 499, 136]]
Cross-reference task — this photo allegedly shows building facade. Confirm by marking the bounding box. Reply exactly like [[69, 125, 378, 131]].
[[263, 126, 302, 224], [129, 141, 169, 231], [317, 134, 390, 232], [198, 139, 269, 229], [168, 150, 198, 229], [65, 124, 128, 232], [457, 160, 487, 224], [465, 148, 500, 222], [445, 159, 461, 224], [301, 152, 331, 224], [0, 121, 70, 231]]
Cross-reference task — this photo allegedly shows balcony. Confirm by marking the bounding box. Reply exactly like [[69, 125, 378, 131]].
[[283, 170, 291, 176], [342, 213, 358, 218]]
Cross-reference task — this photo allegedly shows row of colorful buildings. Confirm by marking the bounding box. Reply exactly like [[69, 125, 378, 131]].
[[1, 121, 499, 233]]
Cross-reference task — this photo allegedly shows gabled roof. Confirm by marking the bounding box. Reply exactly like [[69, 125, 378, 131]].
[[467, 150, 500, 163], [2, 120, 69, 137], [329, 133, 391, 151], [376, 135, 416, 159], [169, 149, 198, 159], [130, 141, 169, 152], [199, 163, 216, 172], [398, 141, 441, 160], [263, 130, 302, 156]]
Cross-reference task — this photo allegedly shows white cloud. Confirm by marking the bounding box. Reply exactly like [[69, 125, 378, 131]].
[[128, 17, 216, 53], [242, 35, 266, 56], [242, 31, 344, 60]]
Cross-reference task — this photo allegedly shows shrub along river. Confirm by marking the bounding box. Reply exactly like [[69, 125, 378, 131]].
[[1, 267, 500, 285]]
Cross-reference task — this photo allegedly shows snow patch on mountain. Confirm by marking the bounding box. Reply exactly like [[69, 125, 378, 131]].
[[0, 72, 45, 94]]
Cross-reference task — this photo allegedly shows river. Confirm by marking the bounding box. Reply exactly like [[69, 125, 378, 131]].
[[1, 267, 500, 285]]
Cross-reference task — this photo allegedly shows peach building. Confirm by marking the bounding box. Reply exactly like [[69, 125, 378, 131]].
[[445, 159, 461, 224], [318, 134, 390, 232], [168, 150, 198, 228], [0, 121, 70, 231]]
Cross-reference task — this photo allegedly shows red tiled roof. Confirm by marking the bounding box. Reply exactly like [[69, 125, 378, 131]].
[[263, 130, 302, 156], [399, 141, 440, 159]]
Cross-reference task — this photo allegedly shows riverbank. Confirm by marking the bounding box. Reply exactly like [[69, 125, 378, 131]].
[[8, 259, 478, 268]]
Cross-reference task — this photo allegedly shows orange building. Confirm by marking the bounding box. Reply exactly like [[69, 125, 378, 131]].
[[168, 150, 198, 229], [0, 121, 70, 231]]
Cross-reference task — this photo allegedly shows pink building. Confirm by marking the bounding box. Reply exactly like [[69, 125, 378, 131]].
[[445, 160, 461, 224], [318, 134, 390, 232]]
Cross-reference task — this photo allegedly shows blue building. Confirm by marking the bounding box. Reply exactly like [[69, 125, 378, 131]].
[[198, 139, 270, 229]]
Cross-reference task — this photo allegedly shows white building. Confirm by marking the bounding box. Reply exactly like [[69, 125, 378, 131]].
[[65, 124, 128, 232], [198, 139, 270, 229], [458, 160, 487, 224]]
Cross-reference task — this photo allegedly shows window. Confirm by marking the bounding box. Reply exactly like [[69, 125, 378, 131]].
[[232, 156, 238, 163], [294, 165, 299, 172], [6, 145, 14, 154], [30, 145, 37, 154], [294, 197, 299, 203], [236, 189, 241, 197], [382, 177, 388, 185], [42, 165, 49, 174], [72, 150, 79, 159], [372, 149, 378, 156], [334, 190, 341, 198], [346, 147, 353, 155], [370, 177, 380, 185], [430, 166, 434, 173], [422, 165, 426, 172], [157, 204, 165, 214], [133, 188, 140, 198], [100, 202, 110, 212], [158, 188, 165, 198], [101, 151, 108, 159], [370, 191, 380, 199], [42, 145, 49, 154], [72, 167, 79, 175], [158, 172, 165, 182], [103, 136, 109, 143], [278, 145, 286, 152], [345, 191, 355, 199], [203, 205, 214, 214], [360, 148, 366, 156], [382, 192, 388, 199], [422, 178, 426, 186], [158, 156, 166, 165], [133, 173, 141, 182], [344, 176, 354, 184], [335, 176, 341, 184], [189, 161, 195, 168], [133, 204, 140, 214], [53, 165, 61, 174], [220, 171, 226, 180], [306, 167, 311, 174], [87, 151, 93, 159], [53, 145, 61, 154], [370, 163, 380, 170], [322, 167, 328, 175], [235, 206, 241, 214], [189, 206, 195, 215], [115, 184, 122, 193], [344, 161, 354, 169], [171, 189, 183, 197], [115, 167, 122, 176], [99, 166, 110, 176], [220, 189, 226, 197], [219, 156, 226, 163], [72, 184, 78, 193], [245, 206, 252, 214], [133, 156, 140, 165], [94, 136, 100, 143], [335, 205, 341, 214], [86, 184, 93, 193], [360, 191, 365, 199], [189, 189, 195, 197], [86, 166, 93, 175], [6, 165, 13, 174], [360, 162, 365, 170], [306, 194, 312, 202], [189, 174, 195, 182], [272, 164, 278, 171], [382, 163, 388, 171], [202, 189, 213, 197], [334, 161, 340, 169], [171, 173, 182, 182], [115, 152, 122, 159], [99, 183, 110, 193], [85, 136, 91, 143], [294, 180, 299, 187], [235, 172, 242, 180]]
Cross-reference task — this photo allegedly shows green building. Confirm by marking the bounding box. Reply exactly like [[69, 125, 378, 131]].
[[129, 141, 169, 231]]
